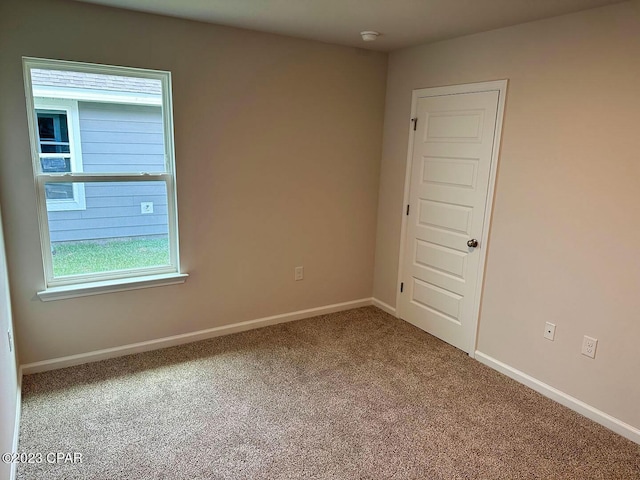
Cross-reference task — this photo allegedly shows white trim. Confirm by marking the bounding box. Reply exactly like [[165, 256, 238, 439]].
[[163, 70, 180, 272], [10, 370, 22, 480], [33, 86, 161, 106], [475, 351, 640, 445], [46, 259, 178, 289], [21, 298, 373, 374], [395, 94, 419, 322], [396, 80, 508, 356], [41, 172, 169, 182], [38, 272, 188, 301], [372, 298, 397, 316]]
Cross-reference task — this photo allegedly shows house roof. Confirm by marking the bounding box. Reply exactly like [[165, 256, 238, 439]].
[[31, 69, 162, 95]]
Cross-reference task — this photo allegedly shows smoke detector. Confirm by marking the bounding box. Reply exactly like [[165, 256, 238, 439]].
[[360, 31, 380, 42]]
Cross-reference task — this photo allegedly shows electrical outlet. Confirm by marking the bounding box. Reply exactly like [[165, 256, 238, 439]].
[[140, 202, 154, 214], [7, 331, 13, 352], [294, 266, 304, 281], [544, 322, 556, 341], [581, 335, 598, 359]]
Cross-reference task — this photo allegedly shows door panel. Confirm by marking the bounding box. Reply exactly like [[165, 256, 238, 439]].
[[422, 157, 477, 188], [399, 89, 500, 353], [424, 109, 485, 142], [415, 240, 466, 278], [418, 199, 472, 234]]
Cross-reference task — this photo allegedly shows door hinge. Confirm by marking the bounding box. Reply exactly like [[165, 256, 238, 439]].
[[411, 117, 418, 131], [7, 331, 13, 353], [400, 282, 404, 293], [406, 204, 410, 216]]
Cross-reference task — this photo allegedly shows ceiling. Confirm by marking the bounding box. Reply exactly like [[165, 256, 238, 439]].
[[73, 0, 626, 51]]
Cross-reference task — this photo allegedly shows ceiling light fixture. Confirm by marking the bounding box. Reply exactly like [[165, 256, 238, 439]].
[[360, 31, 380, 42]]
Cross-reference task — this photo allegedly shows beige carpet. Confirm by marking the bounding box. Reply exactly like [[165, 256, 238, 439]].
[[17, 306, 640, 479]]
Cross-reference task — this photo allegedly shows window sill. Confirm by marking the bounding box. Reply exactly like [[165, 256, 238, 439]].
[[37, 272, 188, 301]]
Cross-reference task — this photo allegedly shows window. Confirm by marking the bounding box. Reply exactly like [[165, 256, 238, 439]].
[[23, 58, 186, 299], [38, 111, 72, 197], [35, 98, 86, 211]]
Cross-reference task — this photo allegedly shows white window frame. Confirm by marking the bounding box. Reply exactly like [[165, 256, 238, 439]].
[[23, 57, 186, 300], [34, 98, 86, 211]]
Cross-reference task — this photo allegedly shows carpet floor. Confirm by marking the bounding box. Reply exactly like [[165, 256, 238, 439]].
[[17, 306, 640, 479]]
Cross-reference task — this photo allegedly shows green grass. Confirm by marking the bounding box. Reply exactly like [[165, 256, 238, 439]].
[[52, 237, 170, 277]]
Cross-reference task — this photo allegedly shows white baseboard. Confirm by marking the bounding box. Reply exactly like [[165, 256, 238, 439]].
[[10, 369, 22, 480], [21, 298, 373, 375], [475, 351, 640, 445], [372, 298, 396, 316]]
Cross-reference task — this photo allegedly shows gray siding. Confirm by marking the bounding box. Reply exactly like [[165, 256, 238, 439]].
[[31, 69, 162, 95], [49, 102, 168, 242]]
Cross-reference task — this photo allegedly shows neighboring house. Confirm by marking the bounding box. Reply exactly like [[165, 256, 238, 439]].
[[32, 69, 169, 243]]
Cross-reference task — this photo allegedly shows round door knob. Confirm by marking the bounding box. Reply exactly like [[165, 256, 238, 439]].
[[467, 239, 479, 248]]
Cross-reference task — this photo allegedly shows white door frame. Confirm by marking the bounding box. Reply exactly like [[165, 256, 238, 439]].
[[395, 80, 508, 358]]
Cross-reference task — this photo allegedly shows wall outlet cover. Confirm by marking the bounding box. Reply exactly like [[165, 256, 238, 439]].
[[581, 335, 598, 359]]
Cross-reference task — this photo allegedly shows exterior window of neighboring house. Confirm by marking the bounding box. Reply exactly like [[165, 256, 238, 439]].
[[23, 57, 185, 298], [35, 99, 86, 211]]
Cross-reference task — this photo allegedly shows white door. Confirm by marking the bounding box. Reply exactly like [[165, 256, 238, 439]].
[[398, 82, 505, 354]]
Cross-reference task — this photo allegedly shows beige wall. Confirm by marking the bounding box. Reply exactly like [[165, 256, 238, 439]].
[[0, 0, 387, 363], [374, 1, 640, 429]]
